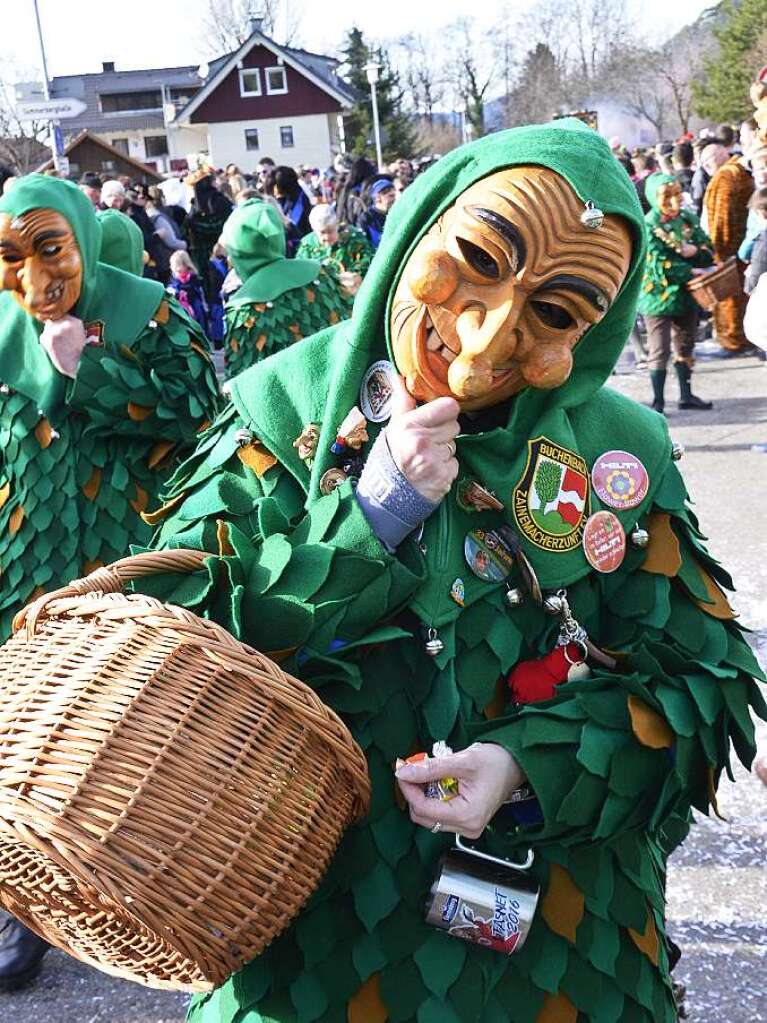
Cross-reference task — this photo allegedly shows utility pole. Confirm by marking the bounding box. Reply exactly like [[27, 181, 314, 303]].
[[32, 0, 60, 172], [364, 61, 383, 172]]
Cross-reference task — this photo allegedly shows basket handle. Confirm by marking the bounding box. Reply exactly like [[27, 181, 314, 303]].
[[14, 548, 211, 636]]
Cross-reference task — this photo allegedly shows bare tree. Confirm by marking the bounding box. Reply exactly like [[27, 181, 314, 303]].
[[396, 34, 444, 124], [197, 0, 300, 56], [0, 78, 50, 175], [443, 20, 497, 139], [619, 47, 671, 141]]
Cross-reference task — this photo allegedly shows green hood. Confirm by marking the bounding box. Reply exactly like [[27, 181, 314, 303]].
[[222, 198, 320, 308], [0, 175, 163, 419], [97, 208, 145, 277], [644, 172, 677, 213], [229, 120, 670, 598]]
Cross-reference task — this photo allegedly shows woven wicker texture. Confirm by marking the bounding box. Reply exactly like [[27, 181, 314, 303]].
[[0, 550, 370, 991], [687, 255, 740, 311]]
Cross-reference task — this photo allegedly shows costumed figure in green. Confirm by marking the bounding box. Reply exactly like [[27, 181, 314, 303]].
[[96, 208, 146, 276], [637, 174, 715, 413], [222, 199, 351, 379], [296, 204, 374, 312], [0, 175, 220, 643], [139, 122, 764, 1023]]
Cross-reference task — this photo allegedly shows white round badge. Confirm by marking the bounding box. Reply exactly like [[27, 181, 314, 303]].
[[360, 360, 396, 423]]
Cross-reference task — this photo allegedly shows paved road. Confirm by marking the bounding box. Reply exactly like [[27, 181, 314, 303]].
[[2, 347, 766, 1022]]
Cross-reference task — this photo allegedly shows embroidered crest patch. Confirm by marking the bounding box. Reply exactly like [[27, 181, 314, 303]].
[[513, 437, 590, 552]]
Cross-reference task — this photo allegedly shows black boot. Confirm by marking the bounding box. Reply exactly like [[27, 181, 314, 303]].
[[675, 362, 712, 410], [649, 369, 666, 413], [0, 916, 50, 991]]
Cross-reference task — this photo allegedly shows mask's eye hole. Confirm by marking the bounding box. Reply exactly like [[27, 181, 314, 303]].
[[41, 245, 61, 257], [457, 238, 499, 279], [531, 300, 575, 329], [1, 252, 21, 265]]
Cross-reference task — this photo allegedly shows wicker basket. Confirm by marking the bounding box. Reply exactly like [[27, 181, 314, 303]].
[[687, 256, 741, 311], [0, 550, 370, 991]]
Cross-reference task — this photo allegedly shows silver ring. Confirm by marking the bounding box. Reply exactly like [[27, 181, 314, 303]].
[[445, 440, 457, 458], [431, 822, 442, 834]]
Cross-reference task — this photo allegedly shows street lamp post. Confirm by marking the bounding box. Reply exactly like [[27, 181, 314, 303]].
[[363, 60, 383, 172], [32, 0, 60, 173]]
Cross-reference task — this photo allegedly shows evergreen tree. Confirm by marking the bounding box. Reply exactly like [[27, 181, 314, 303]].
[[692, 0, 767, 123], [340, 27, 419, 162]]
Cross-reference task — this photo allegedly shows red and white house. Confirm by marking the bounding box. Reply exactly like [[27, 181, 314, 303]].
[[168, 21, 355, 170]]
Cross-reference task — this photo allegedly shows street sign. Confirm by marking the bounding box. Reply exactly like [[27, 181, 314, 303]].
[[57, 156, 70, 177], [53, 125, 65, 158], [16, 97, 86, 120]]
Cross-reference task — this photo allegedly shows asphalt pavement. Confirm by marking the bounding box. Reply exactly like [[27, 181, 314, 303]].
[[2, 342, 766, 1023]]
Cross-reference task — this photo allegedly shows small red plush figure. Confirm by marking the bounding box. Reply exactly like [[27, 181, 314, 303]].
[[507, 643, 589, 704]]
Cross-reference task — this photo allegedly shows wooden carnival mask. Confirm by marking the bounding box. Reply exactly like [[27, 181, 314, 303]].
[[656, 181, 682, 220], [390, 166, 632, 411], [0, 209, 83, 322]]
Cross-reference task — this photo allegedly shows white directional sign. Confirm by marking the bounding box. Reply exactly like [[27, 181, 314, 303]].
[[16, 97, 87, 120]]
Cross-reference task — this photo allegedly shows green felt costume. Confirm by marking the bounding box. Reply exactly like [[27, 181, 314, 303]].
[[0, 175, 220, 639], [97, 208, 145, 277], [222, 201, 349, 379], [637, 174, 715, 318], [296, 224, 374, 283], [141, 122, 765, 1023]]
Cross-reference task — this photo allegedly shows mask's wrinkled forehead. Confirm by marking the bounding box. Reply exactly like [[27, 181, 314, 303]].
[[0, 208, 74, 251], [452, 167, 630, 303]]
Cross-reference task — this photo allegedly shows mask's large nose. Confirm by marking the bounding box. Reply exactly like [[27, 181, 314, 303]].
[[448, 285, 522, 398], [18, 259, 54, 311]]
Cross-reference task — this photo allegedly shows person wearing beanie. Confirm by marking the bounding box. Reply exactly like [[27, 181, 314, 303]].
[[637, 174, 715, 412], [96, 207, 146, 276], [134, 121, 763, 1023], [358, 176, 396, 249], [220, 198, 349, 377]]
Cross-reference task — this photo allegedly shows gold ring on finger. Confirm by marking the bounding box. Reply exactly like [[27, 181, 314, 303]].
[[445, 440, 457, 458]]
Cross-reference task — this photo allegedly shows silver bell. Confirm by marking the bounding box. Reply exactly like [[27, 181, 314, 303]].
[[425, 628, 444, 657], [671, 442, 684, 461], [505, 587, 524, 608], [544, 593, 564, 616], [235, 428, 254, 446], [581, 201, 604, 230], [630, 527, 650, 548]]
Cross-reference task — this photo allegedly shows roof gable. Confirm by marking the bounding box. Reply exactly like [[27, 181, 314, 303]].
[[35, 130, 163, 182], [174, 30, 353, 124]]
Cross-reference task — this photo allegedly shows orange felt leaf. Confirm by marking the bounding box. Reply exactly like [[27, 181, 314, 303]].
[[347, 973, 388, 1023], [0, 482, 10, 511], [305, 288, 315, 303], [329, 309, 340, 324], [535, 991, 577, 1023], [83, 559, 104, 575], [154, 299, 170, 324], [237, 442, 277, 478], [289, 323, 302, 336], [127, 401, 154, 422], [141, 492, 185, 526], [628, 905, 660, 965], [148, 440, 175, 470], [28, 585, 45, 601], [483, 676, 507, 720], [541, 863, 584, 943], [256, 334, 267, 351], [254, 303, 266, 313], [34, 417, 53, 449], [129, 483, 149, 515], [82, 467, 102, 501], [230, 337, 240, 353], [265, 646, 299, 664], [197, 419, 212, 434], [640, 512, 682, 576], [8, 503, 24, 536], [190, 340, 212, 363], [216, 519, 234, 557], [628, 695, 673, 749], [695, 567, 737, 620]]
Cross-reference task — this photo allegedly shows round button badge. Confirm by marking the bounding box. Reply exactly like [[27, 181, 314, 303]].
[[360, 360, 396, 423], [591, 449, 649, 511], [464, 528, 515, 582], [582, 511, 626, 573]]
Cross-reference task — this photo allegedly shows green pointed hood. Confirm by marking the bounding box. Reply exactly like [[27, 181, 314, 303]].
[[221, 198, 320, 308], [229, 120, 670, 596], [0, 175, 164, 419], [644, 172, 676, 213], [97, 208, 145, 277]]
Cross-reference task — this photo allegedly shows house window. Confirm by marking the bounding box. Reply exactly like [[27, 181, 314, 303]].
[[101, 160, 116, 172], [111, 138, 129, 154], [100, 90, 162, 113], [265, 67, 288, 95], [280, 125, 294, 148], [239, 69, 262, 97], [244, 128, 260, 151], [144, 135, 168, 157]]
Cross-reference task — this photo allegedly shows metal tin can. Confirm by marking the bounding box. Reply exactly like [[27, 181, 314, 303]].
[[425, 837, 539, 955]]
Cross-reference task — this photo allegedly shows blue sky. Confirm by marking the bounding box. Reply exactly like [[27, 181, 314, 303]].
[[7, 0, 714, 79]]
